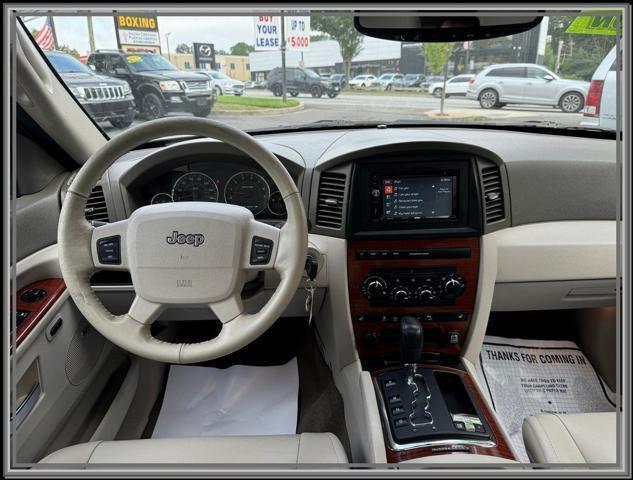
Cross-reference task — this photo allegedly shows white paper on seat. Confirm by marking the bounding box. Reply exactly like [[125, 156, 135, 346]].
[[152, 358, 299, 438], [476, 336, 616, 463]]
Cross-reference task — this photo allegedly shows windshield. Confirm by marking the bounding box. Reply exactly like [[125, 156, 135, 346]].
[[24, 12, 619, 136], [125, 54, 178, 72], [46, 52, 93, 74]]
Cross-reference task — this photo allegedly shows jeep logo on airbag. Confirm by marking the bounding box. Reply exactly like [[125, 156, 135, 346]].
[[166, 231, 205, 247]]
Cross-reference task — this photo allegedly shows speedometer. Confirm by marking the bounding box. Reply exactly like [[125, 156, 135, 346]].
[[172, 172, 219, 202], [224, 172, 270, 214]]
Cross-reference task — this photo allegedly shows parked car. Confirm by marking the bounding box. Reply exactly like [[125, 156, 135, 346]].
[[329, 74, 347, 89], [466, 63, 589, 112], [197, 70, 244, 96], [349, 74, 377, 88], [581, 46, 617, 130], [47, 51, 136, 128], [87, 50, 214, 119], [266, 67, 340, 98], [243, 80, 254, 89], [373, 73, 405, 90], [427, 74, 475, 97], [402, 73, 425, 88], [420, 75, 444, 89]]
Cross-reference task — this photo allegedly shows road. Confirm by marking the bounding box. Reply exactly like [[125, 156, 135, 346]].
[[104, 89, 584, 136]]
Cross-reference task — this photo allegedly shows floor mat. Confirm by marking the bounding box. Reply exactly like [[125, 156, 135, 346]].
[[477, 335, 616, 463], [152, 358, 299, 438]]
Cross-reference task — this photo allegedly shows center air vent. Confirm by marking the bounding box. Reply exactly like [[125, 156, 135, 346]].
[[481, 166, 505, 224], [316, 171, 346, 229], [84, 185, 110, 222]]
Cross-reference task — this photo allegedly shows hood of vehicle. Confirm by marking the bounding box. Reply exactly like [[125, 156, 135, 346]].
[[58, 72, 127, 86], [135, 70, 210, 82]]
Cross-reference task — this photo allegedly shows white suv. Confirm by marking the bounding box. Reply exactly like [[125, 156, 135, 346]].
[[466, 63, 589, 112], [581, 46, 617, 130], [349, 74, 377, 88]]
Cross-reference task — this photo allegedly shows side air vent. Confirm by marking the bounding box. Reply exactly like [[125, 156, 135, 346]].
[[481, 166, 505, 224], [316, 171, 346, 229], [84, 185, 110, 222]]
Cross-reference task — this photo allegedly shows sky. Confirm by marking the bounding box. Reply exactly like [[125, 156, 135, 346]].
[[23, 15, 261, 55]]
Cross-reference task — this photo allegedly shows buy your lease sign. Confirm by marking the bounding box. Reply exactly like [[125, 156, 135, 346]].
[[254, 16, 310, 51]]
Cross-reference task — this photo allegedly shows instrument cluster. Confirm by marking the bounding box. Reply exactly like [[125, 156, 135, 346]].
[[142, 162, 288, 219]]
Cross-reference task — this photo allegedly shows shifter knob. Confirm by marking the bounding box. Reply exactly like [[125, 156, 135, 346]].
[[400, 315, 423, 367]]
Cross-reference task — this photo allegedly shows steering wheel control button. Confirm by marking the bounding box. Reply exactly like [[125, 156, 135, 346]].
[[97, 235, 121, 265], [250, 236, 273, 265], [20, 288, 47, 303]]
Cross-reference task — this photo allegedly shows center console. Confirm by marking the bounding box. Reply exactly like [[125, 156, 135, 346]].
[[344, 153, 515, 462]]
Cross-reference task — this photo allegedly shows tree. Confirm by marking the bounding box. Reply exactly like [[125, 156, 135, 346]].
[[57, 44, 80, 58], [543, 15, 615, 79], [311, 16, 363, 89], [175, 43, 192, 54], [229, 42, 255, 56], [310, 33, 330, 42], [420, 43, 455, 115]]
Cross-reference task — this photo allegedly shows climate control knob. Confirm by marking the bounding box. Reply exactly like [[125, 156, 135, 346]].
[[361, 276, 387, 300], [415, 285, 437, 304], [391, 287, 411, 303], [442, 274, 466, 297]]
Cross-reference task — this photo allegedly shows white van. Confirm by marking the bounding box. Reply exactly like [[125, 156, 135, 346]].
[[582, 46, 618, 130]]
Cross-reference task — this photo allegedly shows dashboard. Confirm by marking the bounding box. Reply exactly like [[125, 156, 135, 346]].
[[90, 129, 616, 328]]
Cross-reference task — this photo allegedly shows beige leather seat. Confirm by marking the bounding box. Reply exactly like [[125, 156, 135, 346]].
[[522, 412, 617, 464], [39, 433, 348, 464]]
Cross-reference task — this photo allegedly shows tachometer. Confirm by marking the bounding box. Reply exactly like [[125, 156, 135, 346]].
[[224, 172, 270, 214], [172, 172, 219, 202]]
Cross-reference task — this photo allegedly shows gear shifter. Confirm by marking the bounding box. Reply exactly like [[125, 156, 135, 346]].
[[400, 315, 433, 427], [400, 315, 423, 373]]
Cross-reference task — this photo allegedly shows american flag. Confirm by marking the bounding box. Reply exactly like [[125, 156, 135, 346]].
[[34, 17, 55, 51]]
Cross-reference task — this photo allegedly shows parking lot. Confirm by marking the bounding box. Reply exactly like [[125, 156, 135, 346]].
[[104, 88, 584, 136]]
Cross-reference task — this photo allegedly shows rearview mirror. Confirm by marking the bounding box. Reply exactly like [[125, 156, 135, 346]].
[[354, 15, 542, 42], [114, 67, 128, 75], [543, 74, 554, 81]]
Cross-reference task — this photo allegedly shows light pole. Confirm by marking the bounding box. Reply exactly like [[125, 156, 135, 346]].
[[165, 32, 172, 62]]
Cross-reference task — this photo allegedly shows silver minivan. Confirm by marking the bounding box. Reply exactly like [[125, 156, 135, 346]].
[[466, 63, 589, 112]]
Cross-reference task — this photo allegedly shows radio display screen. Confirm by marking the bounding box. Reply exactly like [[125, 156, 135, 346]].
[[381, 175, 456, 220]]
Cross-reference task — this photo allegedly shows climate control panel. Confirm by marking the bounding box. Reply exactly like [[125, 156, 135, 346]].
[[360, 267, 466, 306]]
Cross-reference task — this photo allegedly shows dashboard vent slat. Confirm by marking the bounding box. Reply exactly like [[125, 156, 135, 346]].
[[481, 166, 505, 224], [84, 185, 110, 222], [316, 171, 346, 229]]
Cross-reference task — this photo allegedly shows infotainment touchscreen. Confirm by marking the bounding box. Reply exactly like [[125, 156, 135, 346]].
[[381, 175, 455, 220]]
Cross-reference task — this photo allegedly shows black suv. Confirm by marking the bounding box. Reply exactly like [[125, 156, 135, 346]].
[[266, 67, 340, 98], [46, 51, 136, 128], [87, 51, 214, 119]]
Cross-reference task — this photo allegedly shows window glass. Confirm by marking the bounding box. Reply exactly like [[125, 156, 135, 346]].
[[24, 13, 617, 133], [527, 67, 550, 79]]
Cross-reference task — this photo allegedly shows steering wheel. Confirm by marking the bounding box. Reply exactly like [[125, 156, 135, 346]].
[[58, 117, 308, 364]]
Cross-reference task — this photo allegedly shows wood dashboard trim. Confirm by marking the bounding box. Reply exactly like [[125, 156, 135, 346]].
[[347, 237, 480, 364], [14, 278, 66, 350]]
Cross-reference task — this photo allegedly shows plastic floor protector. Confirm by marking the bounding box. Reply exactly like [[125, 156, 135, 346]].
[[152, 358, 299, 438], [476, 336, 616, 463]]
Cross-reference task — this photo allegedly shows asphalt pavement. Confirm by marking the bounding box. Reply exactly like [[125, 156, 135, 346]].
[[104, 89, 584, 136]]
